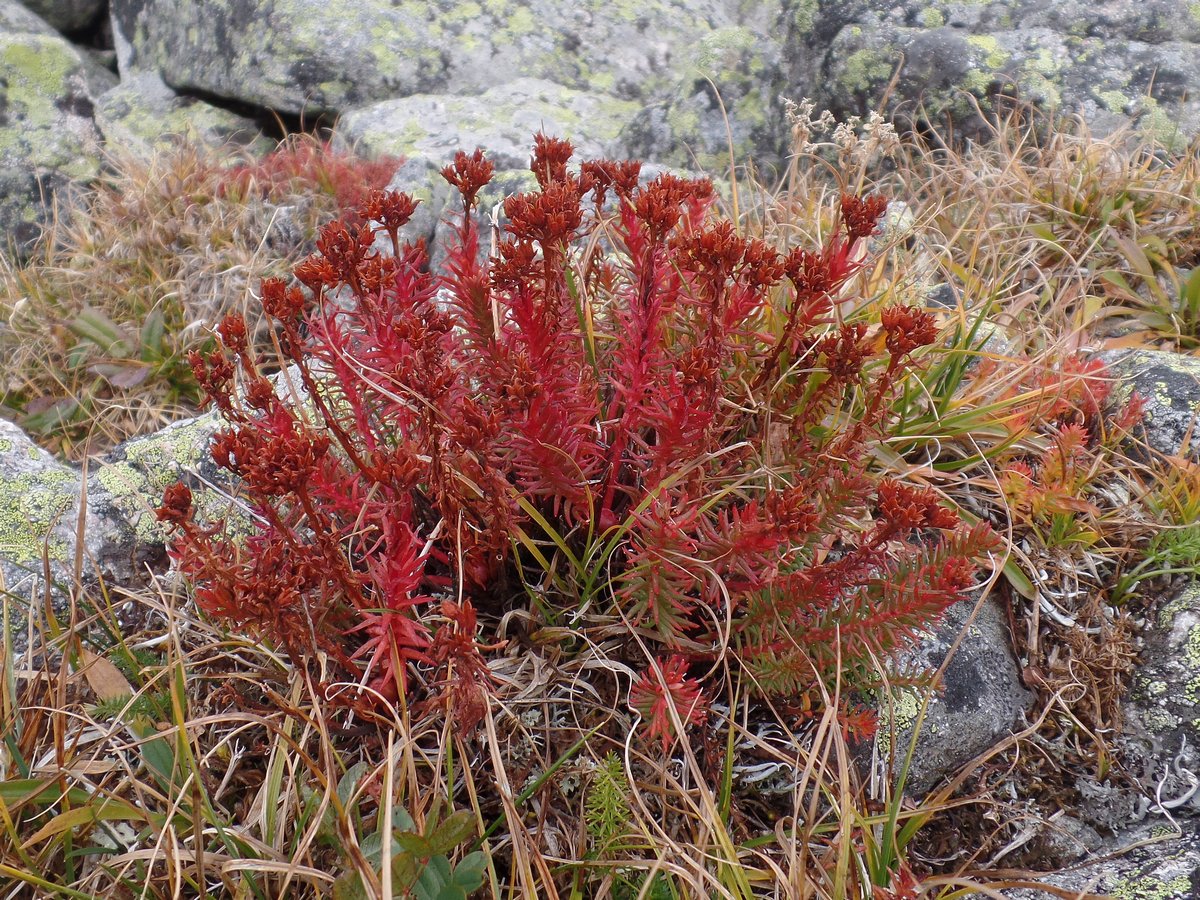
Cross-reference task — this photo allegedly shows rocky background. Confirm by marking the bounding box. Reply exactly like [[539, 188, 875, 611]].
[[7, 0, 1200, 252], [6, 1, 1200, 896]]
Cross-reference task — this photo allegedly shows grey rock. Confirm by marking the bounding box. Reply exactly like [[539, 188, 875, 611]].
[[94, 71, 267, 154], [17, 0, 104, 32], [336, 79, 642, 270], [109, 0, 748, 117], [1120, 581, 1200, 818], [0, 417, 133, 653], [379, 156, 450, 257], [1005, 821, 1200, 899], [1028, 813, 1105, 867], [793, 0, 1200, 149], [335, 78, 638, 172], [1097, 348, 1200, 461], [0, 417, 106, 601], [874, 592, 1035, 795], [616, 3, 793, 173], [0, 410, 233, 654], [0, 2, 113, 253]]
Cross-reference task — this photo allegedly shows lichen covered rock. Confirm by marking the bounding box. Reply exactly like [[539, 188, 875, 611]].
[[94, 71, 267, 155], [337, 78, 641, 269], [0, 411, 232, 652], [336, 77, 638, 171], [17, 0, 105, 32], [874, 593, 1034, 795], [1100, 349, 1200, 461], [0, 0, 113, 251], [110, 0, 745, 117], [1007, 820, 1200, 899], [1120, 581, 1200, 818], [794, 0, 1200, 148], [617, 4, 792, 172]]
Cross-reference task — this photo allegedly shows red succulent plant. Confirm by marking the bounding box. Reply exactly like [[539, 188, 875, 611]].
[[160, 133, 996, 741]]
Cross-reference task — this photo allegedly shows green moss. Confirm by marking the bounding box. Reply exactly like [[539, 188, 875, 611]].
[[0, 439, 10, 453], [0, 467, 76, 563]]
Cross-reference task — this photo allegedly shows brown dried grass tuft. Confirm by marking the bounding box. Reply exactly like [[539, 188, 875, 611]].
[[0, 134, 398, 460]]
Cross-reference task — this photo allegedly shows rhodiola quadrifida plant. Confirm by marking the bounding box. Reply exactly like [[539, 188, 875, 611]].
[[158, 133, 997, 747]]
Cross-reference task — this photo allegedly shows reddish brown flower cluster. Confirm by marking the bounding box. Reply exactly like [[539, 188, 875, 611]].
[[841, 192, 889, 241], [162, 132, 993, 742], [441, 148, 494, 210], [881, 304, 939, 359], [875, 479, 960, 537]]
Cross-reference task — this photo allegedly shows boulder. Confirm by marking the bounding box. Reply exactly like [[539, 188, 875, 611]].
[[792, 0, 1200, 148], [1121, 581, 1200, 818], [336, 77, 642, 266], [17, 0, 105, 33], [336, 77, 638, 172], [109, 0, 750, 117], [0, 411, 230, 654], [874, 592, 1035, 795], [0, 0, 114, 252], [1099, 349, 1200, 461], [616, 4, 793, 173], [94, 71, 267, 155], [1006, 820, 1200, 899]]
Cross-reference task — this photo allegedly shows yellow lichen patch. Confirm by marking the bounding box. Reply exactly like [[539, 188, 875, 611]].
[[1185, 623, 1200, 669], [96, 418, 215, 544], [876, 687, 924, 757], [920, 8, 945, 28], [1108, 873, 1193, 900], [0, 468, 76, 563], [1157, 582, 1200, 629], [966, 34, 1010, 71]]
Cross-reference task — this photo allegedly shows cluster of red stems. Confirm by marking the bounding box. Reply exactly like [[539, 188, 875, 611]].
[[993, 356, 1143, 530], [220, 136, 400, 212], [158, 134, 996, 746]]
